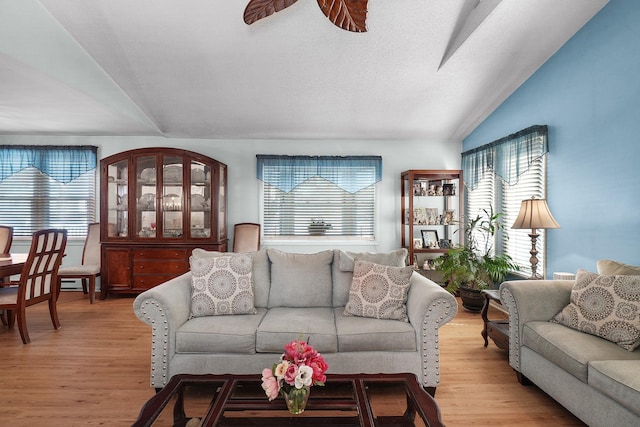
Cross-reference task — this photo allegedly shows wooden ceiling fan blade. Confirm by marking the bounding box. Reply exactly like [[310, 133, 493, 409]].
[[317, 0, 368, 32], [244, 0, 299, 25]]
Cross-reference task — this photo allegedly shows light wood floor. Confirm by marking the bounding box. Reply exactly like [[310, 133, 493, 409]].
[[0, 291, 586, 426]]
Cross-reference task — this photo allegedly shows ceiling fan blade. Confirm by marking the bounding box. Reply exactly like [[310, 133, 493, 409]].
[[317, 0, 368, 33], [244, 0, 299, 25]]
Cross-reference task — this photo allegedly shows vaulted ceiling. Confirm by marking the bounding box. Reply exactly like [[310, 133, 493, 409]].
[[0, 0, 608, 141]]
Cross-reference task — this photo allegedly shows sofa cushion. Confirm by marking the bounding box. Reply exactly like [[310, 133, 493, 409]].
[[338, 248, 408, 272], [597, 259, 640, 276], [191, 248, 271, 308], [552, 270, 640, 351], [256, 307, 337, 353], [334, 308, 416, 352], [266, 249, 333, 308], [176, 308, 268, 353], [332, 250, 354, 307], [589, 360, 640, 416], [343, 260, 413, 322], [522, 321, 640, 383], [189, 253, 257, 317]]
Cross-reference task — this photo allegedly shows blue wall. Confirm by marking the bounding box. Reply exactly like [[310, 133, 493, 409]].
[[463, 0, 640, 277]]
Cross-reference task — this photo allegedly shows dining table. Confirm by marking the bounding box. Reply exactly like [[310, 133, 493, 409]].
[[0, 253, 28, 281]]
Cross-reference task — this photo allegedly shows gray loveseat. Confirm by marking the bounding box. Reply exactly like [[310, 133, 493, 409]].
[[500, 270, 640, 426], [133, 248, 458, 395]]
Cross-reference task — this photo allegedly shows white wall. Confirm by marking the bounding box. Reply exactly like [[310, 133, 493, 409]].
[[2, 135, 461, 262]]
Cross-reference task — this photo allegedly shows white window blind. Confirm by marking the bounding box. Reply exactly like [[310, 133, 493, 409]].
[[463, 125, 548, 278], [464, 174, 495, 256], [500, 158, 546, 277], [259, 156, 379, 240], [0, 148, 96, 238]]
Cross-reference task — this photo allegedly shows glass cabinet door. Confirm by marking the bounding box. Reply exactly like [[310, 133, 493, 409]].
[[162, 155, 184, 239], [136, 155, 157, 238], [106, 159, 129, 238], [218, 164, 227, 241], [189, 160, 211, 239]]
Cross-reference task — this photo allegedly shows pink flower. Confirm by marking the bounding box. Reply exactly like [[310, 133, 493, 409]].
[[284, 364, 299, 386], [307, 356, 328, 383], [261, 368, 280, 400]]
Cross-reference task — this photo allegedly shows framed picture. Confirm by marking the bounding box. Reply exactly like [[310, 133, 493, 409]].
[[413, 238, 423, 250], [421, 229, 439, 249], [413, 208, 427, 225], [425, 208, 439, 225]]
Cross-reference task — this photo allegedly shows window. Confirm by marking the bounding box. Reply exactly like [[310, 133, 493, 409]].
[[462, 126, 547, 277], [0, 146, 97, 238], [257, 155, 382, 240]]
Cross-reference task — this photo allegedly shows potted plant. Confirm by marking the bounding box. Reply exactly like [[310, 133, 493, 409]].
[[434, 208, 519, 311], [308, 219, 332, 235]]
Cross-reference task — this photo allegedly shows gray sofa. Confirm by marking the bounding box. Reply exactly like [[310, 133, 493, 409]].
[[133, 248, 458, 395], [500, 277, 640, 427]]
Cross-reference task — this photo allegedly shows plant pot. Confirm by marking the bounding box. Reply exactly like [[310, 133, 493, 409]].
[[458, 286, 485, 312]]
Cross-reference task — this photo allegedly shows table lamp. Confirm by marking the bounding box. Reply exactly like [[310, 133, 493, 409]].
[[511, 197, 560, 279]]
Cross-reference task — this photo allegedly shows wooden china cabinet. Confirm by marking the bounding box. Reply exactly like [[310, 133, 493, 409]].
[[99, 147, 227, 298]]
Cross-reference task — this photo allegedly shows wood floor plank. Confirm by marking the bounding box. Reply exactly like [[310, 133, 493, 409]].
[[0, 292, 586, 426]]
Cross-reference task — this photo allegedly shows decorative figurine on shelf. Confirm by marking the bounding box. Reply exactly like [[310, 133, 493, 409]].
[[427, 184, 436, 196], [435, 185, 443, 196]]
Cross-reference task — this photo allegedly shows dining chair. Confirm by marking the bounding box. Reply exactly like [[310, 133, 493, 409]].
[[0, 225, 13, 254], [56, 223, 101, 304], [0, 229, 67, 344], [0, 225, 14, 324], [232, 223, 261, 252]]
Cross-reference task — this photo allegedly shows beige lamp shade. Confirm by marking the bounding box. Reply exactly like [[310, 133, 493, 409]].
[[512, 198, 560, 230]]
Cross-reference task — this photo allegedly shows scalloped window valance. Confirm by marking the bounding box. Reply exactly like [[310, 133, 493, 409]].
[[0, 145, 97, 184], [462, 125, 548, 191], [256, 155, 382, 194]]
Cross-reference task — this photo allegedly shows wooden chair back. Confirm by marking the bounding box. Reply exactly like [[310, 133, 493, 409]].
[[19, 229, 67, 305], [232, 223, 260, 252], [0, 225, 13, 253], [81, 223, 101, 266]]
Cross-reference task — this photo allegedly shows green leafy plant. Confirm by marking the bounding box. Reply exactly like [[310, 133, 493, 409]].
[[434, 207, 519, 294]]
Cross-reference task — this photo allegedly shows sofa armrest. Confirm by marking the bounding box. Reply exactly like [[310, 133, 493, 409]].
[[133, 272, 193, 388], [406, 272, 458, 389], [499, 279, 573, 372]]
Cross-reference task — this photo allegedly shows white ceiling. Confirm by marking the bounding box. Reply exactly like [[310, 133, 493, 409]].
[[0, 0, 608, 141]]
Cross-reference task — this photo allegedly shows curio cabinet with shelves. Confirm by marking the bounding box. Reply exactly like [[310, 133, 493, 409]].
[[100, 147, 227, 298], [401, 170, 463, 281]]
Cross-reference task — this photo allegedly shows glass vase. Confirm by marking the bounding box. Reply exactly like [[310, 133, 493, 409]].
[[282, 386, 310, 414]]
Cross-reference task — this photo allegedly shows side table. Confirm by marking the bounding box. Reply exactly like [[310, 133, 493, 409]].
[[481, 289, 509, 352]]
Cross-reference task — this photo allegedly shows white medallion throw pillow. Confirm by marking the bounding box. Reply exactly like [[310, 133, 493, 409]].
[[552, 269, 640, 351], [189, 253, 257, 317], [343, 259, 413, 322]]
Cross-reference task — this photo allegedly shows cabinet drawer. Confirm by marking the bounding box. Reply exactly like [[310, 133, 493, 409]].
[[133, 249, 188, 260], [134, 260, 189, 275], [133, 275, 177, 289]]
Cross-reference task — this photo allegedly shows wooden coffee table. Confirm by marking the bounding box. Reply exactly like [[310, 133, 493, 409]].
[[133, 372, 444, 427]]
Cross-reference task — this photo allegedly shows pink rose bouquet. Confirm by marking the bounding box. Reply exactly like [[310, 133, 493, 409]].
[[261, 339, 328, 413]]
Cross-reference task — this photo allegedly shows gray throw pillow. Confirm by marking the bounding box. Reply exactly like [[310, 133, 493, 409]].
[[552, 269, 640, 351], [338, 248, 408, 272], [266, 249, 334, 308], [343, 259, 413, 322], [189, 253, 257, 317]]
